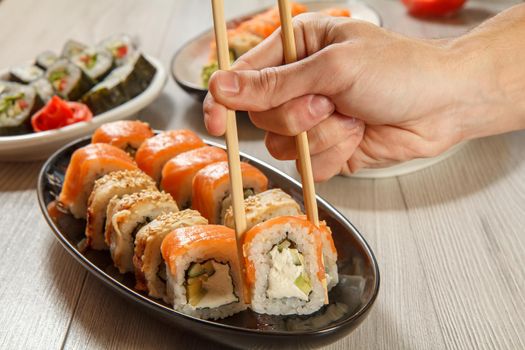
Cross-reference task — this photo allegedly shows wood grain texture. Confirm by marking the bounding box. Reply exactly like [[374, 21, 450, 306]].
[[0, 0, 524, 349]]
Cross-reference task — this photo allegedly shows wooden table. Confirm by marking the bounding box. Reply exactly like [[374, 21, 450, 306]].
[[1, 0, 524, 349]]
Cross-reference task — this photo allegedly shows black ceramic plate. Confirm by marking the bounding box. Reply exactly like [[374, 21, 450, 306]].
[[37, 136, 380, 349], [171, 0, 382, 101]]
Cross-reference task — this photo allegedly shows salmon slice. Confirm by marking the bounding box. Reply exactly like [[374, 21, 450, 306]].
[[91, 120, 154, 155]]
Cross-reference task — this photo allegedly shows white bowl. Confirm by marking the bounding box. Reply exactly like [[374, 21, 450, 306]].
[[0, 55, 167, 161]]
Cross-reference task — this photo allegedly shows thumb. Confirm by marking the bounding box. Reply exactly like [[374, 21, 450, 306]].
[[208, 47, 339, 112]]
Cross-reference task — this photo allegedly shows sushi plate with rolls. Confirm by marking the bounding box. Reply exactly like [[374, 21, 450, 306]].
[[0, 34, 167, 161], [171, 0, 382, 101], [37, 120, 380, 349]]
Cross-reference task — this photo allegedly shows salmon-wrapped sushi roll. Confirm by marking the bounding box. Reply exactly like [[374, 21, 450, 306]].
[[133, 210, 208, 302], [224, 188, 302, 230], [135, 130, 205, 182], [192, 161, 268, 224], [297, 216, 339, 290], [58, 143, 137, 219], [161, 225, 247, 319], [92, 120, 154, 156], [85, 170, 156, 250], [243, 216, 327, 315], [105, 189, 178, 273], [160, 146, 227, 209]]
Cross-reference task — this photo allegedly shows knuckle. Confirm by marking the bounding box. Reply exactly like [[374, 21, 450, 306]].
[[257, 67, 280, 106]]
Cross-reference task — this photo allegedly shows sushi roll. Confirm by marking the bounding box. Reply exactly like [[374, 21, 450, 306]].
[[0, 82, 39, 135], [135, 130, 205, 183], [30, 78, 54, 103], [105, 189, 178, 273], [70, 48, 114, 82], [223, 188, 302, 230], [192, 161, 268, 224], [160, 146, 227, 209], [98, 34, 136, 66], [46, 59, 94, 101], [61, 39, 88, 59], [133, 210, 208, 301], [9, 64, 44, 84], [91, 120, 154, 156], [81, 53, 156, 114], [317, 220, 339, 290], [242, 216, 328, 315], [58, 143, 137, 219], [161, 225, 248, 319], [36, 51, 59, 70], [85, 170, 156, 250]]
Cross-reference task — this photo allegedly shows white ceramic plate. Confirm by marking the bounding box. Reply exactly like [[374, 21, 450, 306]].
[[171, 0, 382, 100], [349, 142, 467, 178], [0, 55, 167, 162]]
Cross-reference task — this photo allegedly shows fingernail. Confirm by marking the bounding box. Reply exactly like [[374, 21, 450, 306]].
[[341, 116, 359, 130], [217, 71, 239, 95], [309, 95, 334, 117]]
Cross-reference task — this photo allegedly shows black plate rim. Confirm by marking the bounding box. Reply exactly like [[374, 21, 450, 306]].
[[37, 135, 380, 337]]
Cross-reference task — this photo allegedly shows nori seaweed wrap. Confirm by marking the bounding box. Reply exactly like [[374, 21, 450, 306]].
[[46, 59, 94, 101]]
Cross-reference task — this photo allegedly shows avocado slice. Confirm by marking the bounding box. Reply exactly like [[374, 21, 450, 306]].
[[187, 277, 207, 306], [202, 260, 215, 276], [294, 274, 312, 296]]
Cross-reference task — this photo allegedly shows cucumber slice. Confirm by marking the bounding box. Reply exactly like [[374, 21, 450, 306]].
[[294, 274, 312, 296], [187, 262, 205, 278], [202, 260, 215, 276], [277, 240, 291, 252]]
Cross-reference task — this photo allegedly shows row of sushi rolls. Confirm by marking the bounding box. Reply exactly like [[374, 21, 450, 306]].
[[201, 2, 350, 86], [0, 34, 156, 135], [56, 120, 339, 320]]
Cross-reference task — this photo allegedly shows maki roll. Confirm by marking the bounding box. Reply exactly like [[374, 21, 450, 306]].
[[70, 48, 114, 82], [160, 146, 227, 209], [9, 64, 44, 84], [98, 34, 136, 66], [58, 143, 137, 219], [105, 189, 178, 273], [91, 120, 154, 155], [133, 210, 208, 301], [0, 82, 39, 135], [161, 225, 248, 319], [30, 78, 54, 103], [85, 170, 156, 250], [61, 39, 88, 59], [135, 130, 205, 183], [242, 216, 328, 315], [81, 53, 156, 115], [46, 59, 94, 101], [36, 51, 59, 70], [223, 188, 302, 230], [192, 161, 268, 224]]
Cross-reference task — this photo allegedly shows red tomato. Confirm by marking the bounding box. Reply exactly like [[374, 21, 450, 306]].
[[31, 96, 92, 132], [402, 0, 466, 17]]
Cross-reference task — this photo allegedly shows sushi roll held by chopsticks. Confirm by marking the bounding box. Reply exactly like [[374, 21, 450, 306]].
[[243, 216, 328, 315]]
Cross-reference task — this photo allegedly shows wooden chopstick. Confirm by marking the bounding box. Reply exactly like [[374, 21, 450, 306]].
[[277, 0, 319, 227], [277, 0, 328, 303], [210, 0, 249, 302]]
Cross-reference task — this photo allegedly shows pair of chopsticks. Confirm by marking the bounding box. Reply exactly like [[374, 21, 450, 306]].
[[211, 0, 327, 303]]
